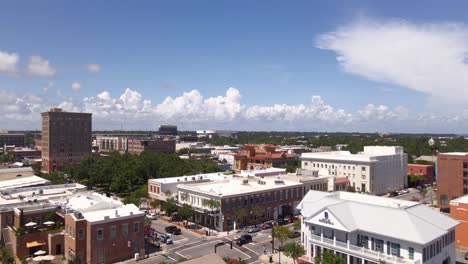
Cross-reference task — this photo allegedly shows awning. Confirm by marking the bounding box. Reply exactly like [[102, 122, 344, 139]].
[[26, 241, 46, 248]]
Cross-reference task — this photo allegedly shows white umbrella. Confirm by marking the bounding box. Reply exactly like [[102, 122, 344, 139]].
[[43, 221, 55, 225], [25, 222, 37, 227], [33, 256, 45, 261], [42, 255, 55, 261], [34, 250, 46, 256]]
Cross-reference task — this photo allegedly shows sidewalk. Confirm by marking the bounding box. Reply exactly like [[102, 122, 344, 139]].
[[258, 252, 297, 264]]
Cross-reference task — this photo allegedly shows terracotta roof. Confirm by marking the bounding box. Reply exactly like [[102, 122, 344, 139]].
[[335, 177, 349, 184]]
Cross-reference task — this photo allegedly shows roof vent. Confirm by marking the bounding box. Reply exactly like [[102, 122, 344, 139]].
[[242, 179, 249, 184], [274, 180, 285, 184]]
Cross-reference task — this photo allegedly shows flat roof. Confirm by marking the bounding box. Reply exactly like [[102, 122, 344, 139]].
[[178, 177, 302, 197], [439, 152, 468, 156], [301, 146, 403, 162], [0, 176, 50, 190], [149, 172, 230, 184]]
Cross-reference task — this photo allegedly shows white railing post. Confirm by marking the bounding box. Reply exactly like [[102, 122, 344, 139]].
[[347, 239, 350, 249], [333, 235, 336, 246]]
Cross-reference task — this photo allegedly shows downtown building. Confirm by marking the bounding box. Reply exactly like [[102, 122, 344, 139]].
[[436, 152, 468, 209], [127, 138, 176, 155], [233, 144, 297, 173], [41, 108, 92, 173], [300, 146, 408, 195], [0, 131, 25, 147], [298, 191, 458, 264]]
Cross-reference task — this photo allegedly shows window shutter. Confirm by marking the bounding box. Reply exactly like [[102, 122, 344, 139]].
[[387, 241, 390, 254], [371, 238, 375, 250]]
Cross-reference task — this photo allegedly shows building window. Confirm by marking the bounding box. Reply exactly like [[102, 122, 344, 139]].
[[409, 247, 414, 260], [110, 225, 116, 239], [133, 222, 139, 233], [360, 235, 369, 248], [361, 166, 366, 171], [390, 243, 400, 257], [97, 228, 104, 240], [374, 239, 384, 253], [78, 229, 84, 240], [441, 195, 448, 206], [464, 171, 468, 177], [122, 223, 128, 237], [464, 161, 468, 169]]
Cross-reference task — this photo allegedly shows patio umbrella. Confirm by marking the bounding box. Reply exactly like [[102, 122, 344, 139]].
[[43, 221, 55, 225], [42, 255, 55, 261], [34, 250, 46, 256], [25, 222, 37, 227], [33, 256, 45, 261]]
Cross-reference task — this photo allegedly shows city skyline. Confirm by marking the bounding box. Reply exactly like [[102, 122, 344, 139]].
[[1, 1, 468, 132]]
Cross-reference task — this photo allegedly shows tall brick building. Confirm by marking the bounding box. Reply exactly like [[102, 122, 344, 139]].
[[41, 108, 92, 173], [437, 153, 468, 209]]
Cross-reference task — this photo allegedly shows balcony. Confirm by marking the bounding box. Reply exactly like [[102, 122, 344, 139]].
[[309, 234, 421, 264]]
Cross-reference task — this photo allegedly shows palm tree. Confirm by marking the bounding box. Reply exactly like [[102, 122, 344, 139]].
[[202, 199, 220, 235], [283, 242, 305, 264]]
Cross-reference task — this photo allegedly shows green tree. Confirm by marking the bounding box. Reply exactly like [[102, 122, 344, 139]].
[[202, 199, 220, 234], [178, 204, 195, 227], [161, 199, 178, 216], [250, 205, 264, 222], [1, 247, 14, 264], [273, 225, 292, 263], [231, 208, 248, 228], [293, 219, 301, 230], [283, 242, 305, 264], [315, 250, 346, 264]]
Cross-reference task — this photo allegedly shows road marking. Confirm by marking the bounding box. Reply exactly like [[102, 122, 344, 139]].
[[242, 244, 260, 256], [231, 247, 252, 260], [176, 240, 224, 255]]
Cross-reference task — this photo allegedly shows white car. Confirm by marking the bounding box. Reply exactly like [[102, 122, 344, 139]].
[[146, 213, 158, 220], [400, 189, 410, 194]]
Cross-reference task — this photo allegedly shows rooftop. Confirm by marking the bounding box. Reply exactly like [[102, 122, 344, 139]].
[[0, 175, 50, 190], [178, 177, 302, 197], [298, 191, 459, 245], [301, 146, 404, 162], [439, 152, 468, 156], [149, 172, 230, 184], [450, 195, 468, 205], [54, 192, 144, 223]]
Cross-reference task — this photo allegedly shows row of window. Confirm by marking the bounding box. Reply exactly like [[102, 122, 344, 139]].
[[358, 235, 404, 258], [422, 230, 455, 262], [66, 222, 140, 240], [306, 162, 366, 172], [224, 188, 302, 211]]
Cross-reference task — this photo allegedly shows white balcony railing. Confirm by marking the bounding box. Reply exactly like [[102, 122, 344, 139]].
[[309, 234, 417, 264]]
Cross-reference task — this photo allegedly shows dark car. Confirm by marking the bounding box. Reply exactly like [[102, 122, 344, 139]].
[[276, 218, 287, 225], [261, 222, 273, 230], [464, 251, 468, 260], [169, 215, 182, 222], [287, 216, 298, 223], [288, 231, 301, 239], [236, 234, 253, 246], [388, 191, 399, 197], [165, 225, 182, 235]]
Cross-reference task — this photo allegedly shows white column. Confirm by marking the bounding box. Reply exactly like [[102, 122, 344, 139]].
[[346, 254, 350, 264], [347, 238, 350, 249], [333, 234, 336, 246], [321, 231, 323, 242]]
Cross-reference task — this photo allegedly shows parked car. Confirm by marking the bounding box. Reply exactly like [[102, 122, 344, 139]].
[[288, 231, 301, 239], [276, 218, 287, 225], [247, 225, 261, 233], [165, 225, 182, 235], [236, 234, 252, 246], [287, 216, 298, 223], [159, 234, 173, 244], [169, 214, 182, 222], [399, 189, 410, 194], [388, 191, 399, 197], [146, 213, 158, 220], [261, 222, 274, 230]]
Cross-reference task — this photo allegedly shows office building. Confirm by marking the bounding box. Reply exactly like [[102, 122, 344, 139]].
[[437, 153, 468, 209], [233, 144, 297, 173], [127, 138, 176, 155], [300, 146, 408, 195], [450, 195, 468, 249], [298, 191, 458, 264], [158, 125, 177, 136], [0, 132, 25, 147], [96, 135, 129, 152], [196, 130, 237, 138], [41, 108, 92, 173]]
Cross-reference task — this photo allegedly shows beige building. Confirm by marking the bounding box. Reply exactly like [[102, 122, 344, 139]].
[[41, 108, 92, 173]]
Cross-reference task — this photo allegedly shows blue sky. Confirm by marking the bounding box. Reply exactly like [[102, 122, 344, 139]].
[[1, 1, 468, 132]]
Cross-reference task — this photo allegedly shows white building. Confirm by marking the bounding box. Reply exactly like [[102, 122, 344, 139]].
[[300, 146, 407, 195], [196, 130, 237, 138], [218, 153, 235, 164], [298, 191, 458, 264], [95, 135, 128, 152]]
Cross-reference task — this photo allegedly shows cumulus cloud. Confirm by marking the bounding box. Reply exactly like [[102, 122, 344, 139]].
[[71, 82, 81, 91], [0, 90, 46, 127], [86, 64, 101, 73], [0, 51, 19, 74], [28, 55, 56, 76], [43, 82, 53, 92], [316, 18, 468, 106]]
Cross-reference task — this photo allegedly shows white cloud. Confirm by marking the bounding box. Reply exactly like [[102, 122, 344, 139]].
[[43, 82, 53, 92], [71, 82, 81, 91], [86, 64, 101, 73], [28, 55, 56, 76], [316, 18, 468, 107], [0, 51, 19, 74]]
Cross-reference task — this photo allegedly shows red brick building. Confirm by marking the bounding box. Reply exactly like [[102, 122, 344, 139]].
[[407, 163, 435, 185], [127, 138, 176, 155], [450, 196, 468, 249], [41, 108, 92, 173], [233, 144, 297, 173], [437, 153, 468, 209]]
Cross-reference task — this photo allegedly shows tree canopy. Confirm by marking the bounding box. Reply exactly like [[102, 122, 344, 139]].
[[283, 242, 305, 264]]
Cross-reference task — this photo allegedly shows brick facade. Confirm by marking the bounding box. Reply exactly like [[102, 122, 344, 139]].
[[437, 154, 468, 209]]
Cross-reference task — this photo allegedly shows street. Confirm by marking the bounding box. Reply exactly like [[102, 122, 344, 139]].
[[142, 219, 300, 264]]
